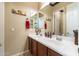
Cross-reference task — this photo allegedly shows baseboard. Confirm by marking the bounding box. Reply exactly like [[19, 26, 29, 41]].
[[12, 50, 29, 56]]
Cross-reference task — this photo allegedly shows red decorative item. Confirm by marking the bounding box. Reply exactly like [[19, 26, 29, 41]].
[[44, 22, 47, 29], [25, 18, 30, 29]]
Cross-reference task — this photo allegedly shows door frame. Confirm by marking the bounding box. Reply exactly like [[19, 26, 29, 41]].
[[0, 2, 4, 56]]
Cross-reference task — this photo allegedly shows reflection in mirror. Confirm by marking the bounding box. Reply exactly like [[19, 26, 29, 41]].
[[66, 3, 79, 37], [29, 7, 39, 29], [30, 2, 52, 35], [30, 8, 45, 35], [54, 11, 60, 35], [31, 12, 45, 29], [54, 9, 65, 35], [66, 3, 79, 45], [37, 12, 44, 29]]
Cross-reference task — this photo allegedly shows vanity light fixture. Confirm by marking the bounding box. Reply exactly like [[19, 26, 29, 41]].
[[60, 10, 64, 12], [49, 2, 59, 6]]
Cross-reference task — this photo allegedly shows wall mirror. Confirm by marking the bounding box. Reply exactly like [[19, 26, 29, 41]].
[[53, 3, 79, 38], [30, 2, 52, 33], [30, 2, 79, 39], [66, 3, 79, 37], [54, 9, 65, 35], [28, 7, 40, 29]]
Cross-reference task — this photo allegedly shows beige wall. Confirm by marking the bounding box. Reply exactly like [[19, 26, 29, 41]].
[[5, 3, 28, 56]]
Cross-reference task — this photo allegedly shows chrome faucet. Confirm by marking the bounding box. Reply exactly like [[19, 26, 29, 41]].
[[35, 28, 41, 35]]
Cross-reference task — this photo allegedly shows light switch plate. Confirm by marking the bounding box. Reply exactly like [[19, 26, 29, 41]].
[[11, 28, 15, 32]]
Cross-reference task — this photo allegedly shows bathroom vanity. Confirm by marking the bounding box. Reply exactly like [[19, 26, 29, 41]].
[[28, 33, 78, 56], [28, 37, 61, 56]]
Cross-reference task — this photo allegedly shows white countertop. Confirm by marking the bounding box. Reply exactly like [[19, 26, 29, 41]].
[[28, 33, 78, 56]]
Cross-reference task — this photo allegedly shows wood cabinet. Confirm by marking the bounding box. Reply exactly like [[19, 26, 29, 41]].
[[28, 37, 31, 51], [37, 42, 48, 56], [48, 48, 62, 56], [31, 39, 37, 56], [28, 37, 62, 56]]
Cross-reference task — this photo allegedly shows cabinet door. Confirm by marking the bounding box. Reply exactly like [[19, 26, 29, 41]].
[[48, 48, 62, 56], [28, 37, 31, 50], [37, 42, 47, 56], [31, 39, 37, 56]]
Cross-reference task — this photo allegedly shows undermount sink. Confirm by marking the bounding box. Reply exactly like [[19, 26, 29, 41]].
[[56, 36, 63, 41], [43, 37, 63, 45], [51, 35, 63, 42], [35, 34, 74, 45]]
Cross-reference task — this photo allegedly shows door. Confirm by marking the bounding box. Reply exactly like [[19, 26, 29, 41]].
[[54, 11, 60, 35], [54, 9, 65, 35], [0, 2, 4, 56]]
